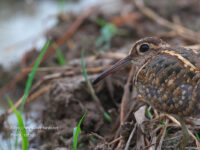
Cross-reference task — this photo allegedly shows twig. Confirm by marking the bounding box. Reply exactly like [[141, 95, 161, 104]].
[[21, 52, 127, 73], [86, 80, 105, 114], [1, 54, 127, 123], [7, 84, 51, 115], [142, 135, 182, 150], [157, 119, 169, 150], [0, 84, 51, 126], [120, 66, 134, 124], [0, 7, 92, 96], [134, 0, 200, 43], [153, 108, 159, 118], [116, 67, 135, 150], [81, 50, 112, 123], [154, 114, 200, 148], [144, 137, 150, 149], [91, 52, 127, 61], [89, 132, 105, 141], [124, 123, 137, 150], [22, 66, 73, 72], [27, 84, 51, 103], [109, 136, 122, 146], [110, 12, 141, 27]]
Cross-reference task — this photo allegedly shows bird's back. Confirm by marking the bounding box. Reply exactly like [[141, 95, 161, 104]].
[[136, 47, 200, 117]]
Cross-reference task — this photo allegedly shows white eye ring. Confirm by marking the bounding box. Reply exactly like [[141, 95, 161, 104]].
[[136, 43, 149, 55]]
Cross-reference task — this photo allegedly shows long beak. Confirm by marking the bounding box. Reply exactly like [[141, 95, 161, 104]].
[[93, 55, 132, 84]]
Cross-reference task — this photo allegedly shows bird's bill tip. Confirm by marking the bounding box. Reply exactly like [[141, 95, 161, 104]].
[[92, 55, 132, 85]]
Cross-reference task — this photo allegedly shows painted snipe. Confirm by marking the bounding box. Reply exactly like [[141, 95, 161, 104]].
[[93, 37, 200, 149]]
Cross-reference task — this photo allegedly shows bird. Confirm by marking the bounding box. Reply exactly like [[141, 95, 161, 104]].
[[92, 37, 200, 149]]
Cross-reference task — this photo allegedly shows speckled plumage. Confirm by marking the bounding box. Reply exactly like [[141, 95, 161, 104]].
[[93, 37, 200, 118], [135, 48, 200, 116], [93, 37, 200, 149]]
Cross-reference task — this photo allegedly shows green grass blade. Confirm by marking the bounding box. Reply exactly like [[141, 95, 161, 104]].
[[53, 43, 66, 66], [95, 18, 107, 27], [13, 41, 50, 149], [14, 134, 18, 150], [95, 22, 117, 48], [89, 136, 96, 143], [103, 112, 112, 122], [81, 50, 88, 81], [7, 96, 28, 150], [58, 0, 66, 13], [101, 23, 117, 42], [14, 136, 17, 150], [19, 41, 50, 113], [81, 50, 112, 122], [73, 112, 86, 150], [194, 132, 200, 142], [145, 108, 152, 119]]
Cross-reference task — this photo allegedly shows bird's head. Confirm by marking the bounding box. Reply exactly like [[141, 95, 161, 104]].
[[93, 37, 169, 84]]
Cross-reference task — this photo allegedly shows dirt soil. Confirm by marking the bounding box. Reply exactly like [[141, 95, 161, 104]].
[[2, 0, 200, 149]]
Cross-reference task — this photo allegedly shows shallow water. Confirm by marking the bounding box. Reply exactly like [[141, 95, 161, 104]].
[[0, 0, 115, 69], [0, 0, 59, 69], [0, 0, 79, 148], [0, 0, 123, 149]]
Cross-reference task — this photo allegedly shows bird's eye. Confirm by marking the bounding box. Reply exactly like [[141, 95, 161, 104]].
[[139, 44, 149, 52]]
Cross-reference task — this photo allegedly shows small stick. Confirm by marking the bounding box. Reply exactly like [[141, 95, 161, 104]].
[[116, 67, 135, 150], [142, 135, 182, 150], [0, 7, 93, 96], [134, 0, 200, 43], [124, 123, 137, 150], [109, 136, 122, 146], [7, 84, 51, 115], [120, 66, 134, 124], [157, 119, 169, 150], [154, 114, 200, 147]]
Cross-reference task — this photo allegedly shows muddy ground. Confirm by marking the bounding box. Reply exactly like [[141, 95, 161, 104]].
[[1, 0, 200, 149]]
